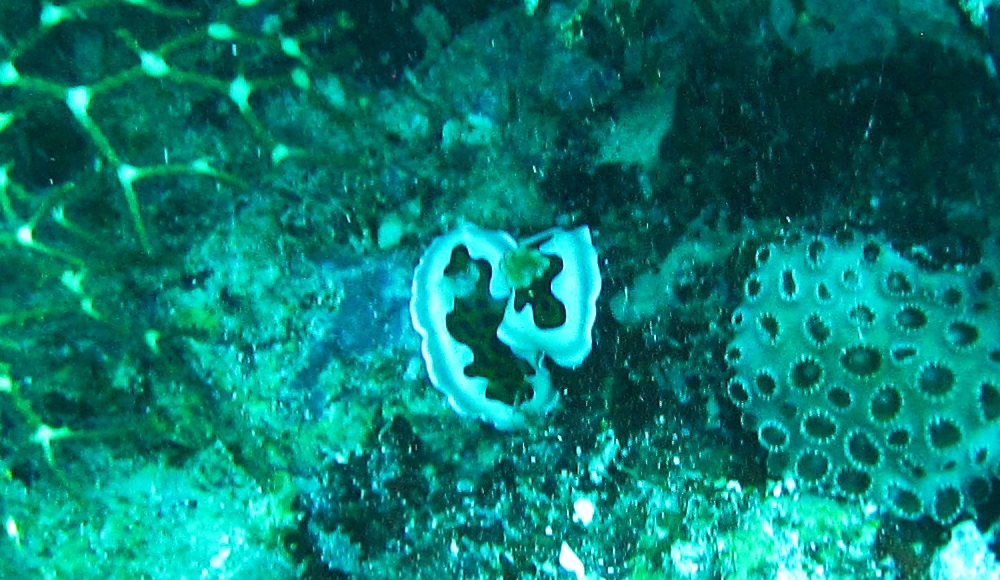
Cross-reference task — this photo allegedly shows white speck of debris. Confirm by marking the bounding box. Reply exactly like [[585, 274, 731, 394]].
[[573, 497, 596, 527], [209, 546, 231, 569], [376, 212, 404, 249], [559, 542, 587, 580], [671, 540, 707, 578]]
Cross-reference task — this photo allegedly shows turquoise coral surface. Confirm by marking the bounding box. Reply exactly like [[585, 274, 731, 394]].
[[1, 0, 1000, 578]]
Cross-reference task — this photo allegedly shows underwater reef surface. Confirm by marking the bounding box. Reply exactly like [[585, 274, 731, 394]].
[[1, 0, 999, 578]]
